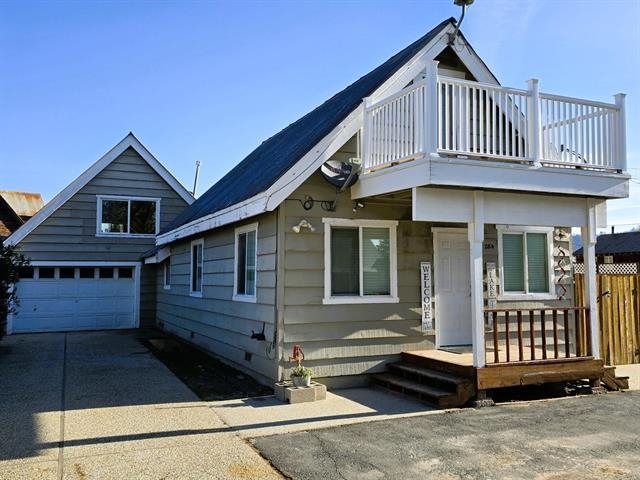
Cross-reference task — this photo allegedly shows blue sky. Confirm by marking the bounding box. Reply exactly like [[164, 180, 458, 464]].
[[1, 0, 638, 229]]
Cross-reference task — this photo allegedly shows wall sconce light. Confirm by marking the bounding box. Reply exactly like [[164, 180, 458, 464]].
[[353, 201, 365, 213], [292, 219, 315, 233]]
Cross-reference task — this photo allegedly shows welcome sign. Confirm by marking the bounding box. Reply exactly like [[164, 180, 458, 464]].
[[420, 262, 433, 332]]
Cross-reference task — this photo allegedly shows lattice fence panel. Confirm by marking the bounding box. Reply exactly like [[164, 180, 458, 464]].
[[574, 263, 638, 275]]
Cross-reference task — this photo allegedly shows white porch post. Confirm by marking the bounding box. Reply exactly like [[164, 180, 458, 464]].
[[526, 78, 542, 167], [424, 60, 439, 156], [362, 96, 373, 171], [614, 93, 627, 172], [469, 191, 486, 367], [581, 199, 600, 359]]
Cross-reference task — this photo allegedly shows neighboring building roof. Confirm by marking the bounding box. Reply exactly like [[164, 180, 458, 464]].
[[0, 195, 24, 239], [162, 17, 457, 235], [574, 231, 640, 257], [3, 133, 194, 247], [0, 191, 44, 218]]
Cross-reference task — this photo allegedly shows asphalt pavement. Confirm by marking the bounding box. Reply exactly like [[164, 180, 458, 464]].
[[253, 391, 640, 480]]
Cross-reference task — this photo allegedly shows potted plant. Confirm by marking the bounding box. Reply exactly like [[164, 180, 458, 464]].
[[290, 364, 312, 387]]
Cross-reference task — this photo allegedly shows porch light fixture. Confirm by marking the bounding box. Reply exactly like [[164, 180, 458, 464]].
[[292, 219, 315, 233], [448, 0, 474, 45], [352, 201, 365, 213]]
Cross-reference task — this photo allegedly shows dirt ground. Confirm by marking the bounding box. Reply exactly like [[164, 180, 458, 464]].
[[142, 334, 273, 400]]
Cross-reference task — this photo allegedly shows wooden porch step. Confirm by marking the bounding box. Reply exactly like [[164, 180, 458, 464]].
[[603, 366, 629, 391], [371, 373, 464, 408], [389, 363, 471, 388], [401, 351, 476, 379], [388, 362, 476, 405]]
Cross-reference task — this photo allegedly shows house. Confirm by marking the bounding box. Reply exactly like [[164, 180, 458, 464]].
[[0, 190, 44, 240], [149, 17, 630, 402], [2, 133, 193, 334], [575, 231, 640, 274], [4, 17, 630, 405]]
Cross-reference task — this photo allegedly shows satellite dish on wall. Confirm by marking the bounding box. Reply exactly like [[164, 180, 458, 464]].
[[320, 158, 361, 190]]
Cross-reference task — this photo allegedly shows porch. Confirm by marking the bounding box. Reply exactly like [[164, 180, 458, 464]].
[[373, 306, 605, 406], [407, 348, 604, 392]]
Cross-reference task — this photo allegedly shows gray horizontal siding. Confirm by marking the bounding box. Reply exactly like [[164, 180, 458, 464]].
[[18, 147, 189, 262], [140, 265, 157, 327], [157, 211, 278, 384], [281, 170, 434, 382], [15, 147, 190, 329]]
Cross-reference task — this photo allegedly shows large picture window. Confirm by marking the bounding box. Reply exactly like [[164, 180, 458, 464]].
[[190, 239, 204, 296], [233, 223, 258, 302], [498, 226, 554, 298], [323, 218, 398, 304], [97, 196, 159, 236]]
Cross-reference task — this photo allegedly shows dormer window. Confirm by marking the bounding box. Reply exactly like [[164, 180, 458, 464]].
[[97, 195, 159, 237]]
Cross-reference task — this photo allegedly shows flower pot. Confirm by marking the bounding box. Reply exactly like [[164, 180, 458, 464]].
[[292, 375, 311, 387]]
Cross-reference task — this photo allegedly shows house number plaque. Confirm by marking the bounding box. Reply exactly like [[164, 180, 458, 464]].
[[420, 262, 433, 332]]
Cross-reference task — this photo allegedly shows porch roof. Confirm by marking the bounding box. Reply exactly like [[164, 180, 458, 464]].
[[161, 17, 459, 234]]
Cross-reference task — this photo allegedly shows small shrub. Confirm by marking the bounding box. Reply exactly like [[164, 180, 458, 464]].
[[0, 244, 30, 339], [290, 365, 313, 378]]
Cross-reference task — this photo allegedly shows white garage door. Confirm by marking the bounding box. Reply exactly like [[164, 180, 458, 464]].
[[12, 266, 137, 333]]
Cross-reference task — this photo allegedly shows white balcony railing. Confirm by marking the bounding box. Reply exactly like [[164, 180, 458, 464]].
[[363, 69, 626, 174]]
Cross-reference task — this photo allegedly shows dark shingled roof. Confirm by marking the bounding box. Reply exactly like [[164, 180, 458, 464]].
[[162, 17, 455, 234], [574, 231, 640, 257]]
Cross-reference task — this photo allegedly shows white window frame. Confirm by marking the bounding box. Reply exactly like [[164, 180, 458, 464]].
[[233, 223, 258, 303], [190, 239, 204, 297], [96, 195, 160, 237], [163, 257, 171, 290], [497, 225, 555, 301], [323, 218, 399, 305]]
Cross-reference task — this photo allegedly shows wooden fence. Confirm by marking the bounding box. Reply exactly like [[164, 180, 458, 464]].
[[575, 274, 640, 365]]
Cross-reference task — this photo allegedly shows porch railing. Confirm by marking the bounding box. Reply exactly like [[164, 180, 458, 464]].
[[437, 77, 530, 161], [484, 307, 592, 364], [362, 72, 626, 173], [364, 80, 427, 170]]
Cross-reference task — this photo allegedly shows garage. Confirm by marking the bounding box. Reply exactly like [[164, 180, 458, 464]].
[[11, 265, 138, 333]]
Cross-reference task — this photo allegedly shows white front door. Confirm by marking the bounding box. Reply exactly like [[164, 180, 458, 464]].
[[434, 230, 472, 347]]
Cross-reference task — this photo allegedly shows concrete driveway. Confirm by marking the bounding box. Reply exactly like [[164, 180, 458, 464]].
[[0, 331, 281, 480], [254, 391, 640, 480]]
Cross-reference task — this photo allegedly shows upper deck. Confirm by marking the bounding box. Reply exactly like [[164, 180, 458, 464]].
[[355, 63, 629, 200]]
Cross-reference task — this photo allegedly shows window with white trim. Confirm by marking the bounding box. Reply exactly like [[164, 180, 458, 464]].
[[233, 223, 258, 302], [190, 239, 204, 296], [498, 226, 554, 297], [323, 218, 398, 304], [97, 196, 159, 236], [163, 258, 171, 290]]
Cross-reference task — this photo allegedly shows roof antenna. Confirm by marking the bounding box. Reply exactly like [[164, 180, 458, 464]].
[[191, 160, 201, 197], [448, 0, 474, 46]]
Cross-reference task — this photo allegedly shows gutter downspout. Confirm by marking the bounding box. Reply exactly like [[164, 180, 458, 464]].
[[274, 205, 286, 382]]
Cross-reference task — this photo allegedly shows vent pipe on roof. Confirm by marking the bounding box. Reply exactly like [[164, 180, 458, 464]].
[[448, 0, 474, 46], [191, 161, 201, 197]]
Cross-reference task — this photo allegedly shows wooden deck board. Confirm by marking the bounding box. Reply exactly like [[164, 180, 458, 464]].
[[405, 349, 605, 390], [406, 349, 474, 367], [477, 358, 604, 390]]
